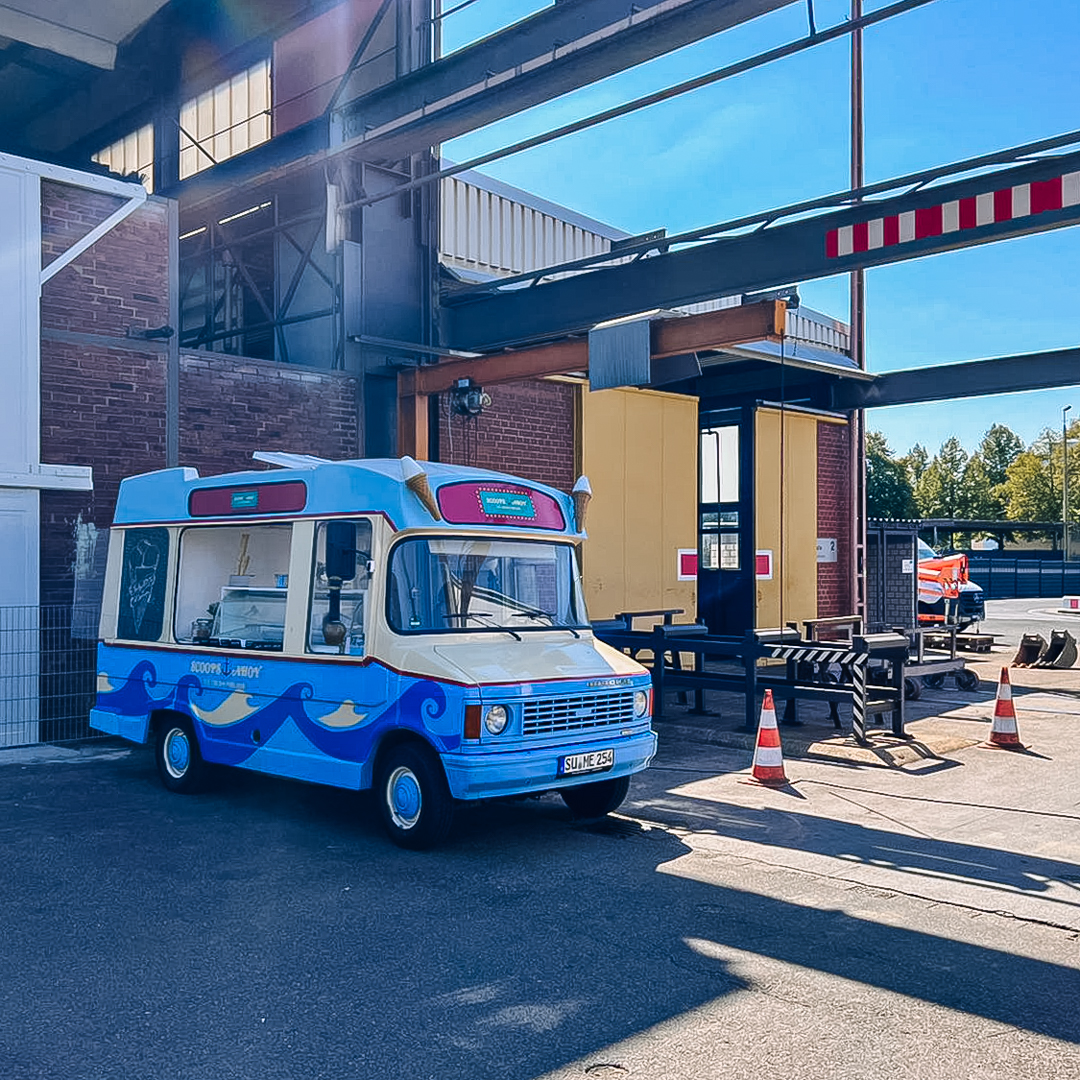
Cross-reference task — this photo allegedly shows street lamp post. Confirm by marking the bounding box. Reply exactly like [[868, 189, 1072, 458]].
[[1065, 404, 1073, 560]]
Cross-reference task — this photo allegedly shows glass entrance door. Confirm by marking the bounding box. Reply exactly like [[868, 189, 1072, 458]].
[[698, 418, 753, 634]]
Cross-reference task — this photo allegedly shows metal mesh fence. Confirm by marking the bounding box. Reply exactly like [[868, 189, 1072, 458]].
[[968, 559, 1080, 600], [0, 605, 104, 749]]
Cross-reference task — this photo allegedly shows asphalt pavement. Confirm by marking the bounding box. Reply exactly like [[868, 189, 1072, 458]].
[[1, 601, 1078, 1080]]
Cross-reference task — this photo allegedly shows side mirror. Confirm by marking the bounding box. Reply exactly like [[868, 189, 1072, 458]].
[[326, 521, 358, 582]]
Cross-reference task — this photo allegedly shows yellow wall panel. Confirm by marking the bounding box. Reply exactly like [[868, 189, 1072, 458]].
[[755, 408, 818, 630], [580, 386, 697, 622]]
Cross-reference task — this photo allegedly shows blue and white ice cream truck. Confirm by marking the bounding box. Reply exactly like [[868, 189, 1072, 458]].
[[91, 454, 656, 847]]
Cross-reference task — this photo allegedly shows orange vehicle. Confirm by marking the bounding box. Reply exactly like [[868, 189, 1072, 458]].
[[917, 540, 985, 629]]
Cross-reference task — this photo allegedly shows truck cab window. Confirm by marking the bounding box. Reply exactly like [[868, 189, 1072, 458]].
[[386, 537, 587, 635]]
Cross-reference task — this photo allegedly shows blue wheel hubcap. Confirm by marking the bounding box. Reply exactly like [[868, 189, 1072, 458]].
[[165, 730, 190, 776], [388, 766, 422, 829]]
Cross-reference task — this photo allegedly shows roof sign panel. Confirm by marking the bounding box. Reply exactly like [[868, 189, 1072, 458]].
[[189, 481, 308, 518], [438, 482, 565, 530]]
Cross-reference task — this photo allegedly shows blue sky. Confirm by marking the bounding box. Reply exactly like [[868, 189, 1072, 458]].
[[441, 0, 1080, 458]]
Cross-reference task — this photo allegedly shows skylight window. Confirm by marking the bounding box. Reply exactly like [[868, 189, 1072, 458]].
[[179, 58, 271, 179], [94, 124, 154, 191]]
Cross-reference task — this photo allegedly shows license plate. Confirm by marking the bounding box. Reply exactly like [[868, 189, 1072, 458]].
[[559, 748, 614, 776]]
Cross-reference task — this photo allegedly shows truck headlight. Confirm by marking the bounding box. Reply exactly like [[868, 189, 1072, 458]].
[[484, 705, 509, 735], [633, 690, 650, 718]]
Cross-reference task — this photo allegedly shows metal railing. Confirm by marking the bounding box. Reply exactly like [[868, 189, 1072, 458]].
[[967, 559, 1080, 600], [0, 605, 103, 749]]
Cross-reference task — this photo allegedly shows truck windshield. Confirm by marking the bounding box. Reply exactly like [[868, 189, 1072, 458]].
[[387, 537, 589, 634]]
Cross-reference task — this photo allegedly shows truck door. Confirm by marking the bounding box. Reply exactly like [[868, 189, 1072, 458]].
[[295, 518, 390, 768]]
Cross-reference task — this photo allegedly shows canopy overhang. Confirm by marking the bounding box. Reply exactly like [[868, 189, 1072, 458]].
[[0, 0, 169, 69]]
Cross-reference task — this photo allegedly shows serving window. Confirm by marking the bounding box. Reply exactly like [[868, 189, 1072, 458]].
[[174, 524, 293, 649], [307, 519, 373, 655]]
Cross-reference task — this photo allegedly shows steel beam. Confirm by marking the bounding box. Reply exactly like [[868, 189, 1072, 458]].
[[441, 149, 1080, 350], [832, 348, 1080, 410], [398, 300, 786, 457], [333, 0, 795, 162], [410, 301, 783, 392]]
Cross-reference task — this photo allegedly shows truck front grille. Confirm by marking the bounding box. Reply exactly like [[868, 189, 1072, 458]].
[[521, 691, 636, 736]]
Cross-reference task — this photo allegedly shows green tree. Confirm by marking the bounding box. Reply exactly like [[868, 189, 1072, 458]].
[[914, 437, 971, 519], [900, 443, 928, 488], [866, 431, 916, 519], [998, 447, 1057, 538], [961, 455, 1000, 521], [1065, 418, 1080, 555], [977, 424, 1024, 490], [956, 423, 1025, 523]]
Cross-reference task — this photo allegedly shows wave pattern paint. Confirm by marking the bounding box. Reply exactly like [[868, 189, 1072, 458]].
[[94, 651, 459, 768]]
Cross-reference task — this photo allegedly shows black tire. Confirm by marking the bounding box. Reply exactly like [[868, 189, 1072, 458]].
[[560, 775, 631, 820], [154, 715, 209, 794], [956, 669, 981, 692], [904, 677, 922, 701], [374, 743, 455, 850], [923, 673, 946, 690]]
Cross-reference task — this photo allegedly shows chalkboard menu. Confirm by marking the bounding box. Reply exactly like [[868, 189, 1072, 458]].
[[117, 528, 169, 641]]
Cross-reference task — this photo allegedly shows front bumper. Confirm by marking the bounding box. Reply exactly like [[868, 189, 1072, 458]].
[[442, 730, 657, 801], [957, 588, 985, 622]]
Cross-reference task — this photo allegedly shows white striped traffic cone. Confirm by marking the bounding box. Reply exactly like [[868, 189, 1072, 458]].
[[983, 667, 1026, 751], [748, 689, 788, 786]]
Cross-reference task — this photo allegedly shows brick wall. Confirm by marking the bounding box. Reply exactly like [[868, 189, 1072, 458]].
[[434, 378, 577, 493], [179, 352, 359, 476], [40, 184, 171, 605], [866, 526, 918, 632], [816, 420, 853, 618], [41, 185, 170, 339], [37, 182, 361, 605], [40, 340, 169, 603]]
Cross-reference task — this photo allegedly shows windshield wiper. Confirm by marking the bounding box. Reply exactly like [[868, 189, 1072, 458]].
[[510, 607, 581, 638], [444, 611, 521, 640]]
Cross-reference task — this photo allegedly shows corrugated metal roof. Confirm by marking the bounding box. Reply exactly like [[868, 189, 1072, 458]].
[[439, 166, 852, 365], [441, 161, 630, 240], [440, 160, 631, 281]]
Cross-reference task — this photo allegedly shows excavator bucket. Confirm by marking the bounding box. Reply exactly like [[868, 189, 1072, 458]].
[[1011, 633, 1047, 667], [1033, 630, 1078, 669]]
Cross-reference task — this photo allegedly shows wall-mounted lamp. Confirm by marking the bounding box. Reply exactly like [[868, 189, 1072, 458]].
[[451, 378, 490, 417]]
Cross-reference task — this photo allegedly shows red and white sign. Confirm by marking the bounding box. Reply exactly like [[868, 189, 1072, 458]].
[[755, 550, 773, 580], [677, 549, 698, 581], [827, 171, 1080, 259]]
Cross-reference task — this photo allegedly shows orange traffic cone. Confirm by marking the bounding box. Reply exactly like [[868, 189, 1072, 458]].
[[982, 667, 1026, 751], [745, 689, 789, 786]]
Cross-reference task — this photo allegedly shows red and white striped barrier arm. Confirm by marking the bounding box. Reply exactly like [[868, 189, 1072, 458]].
[[827, 171, 1080, 258]]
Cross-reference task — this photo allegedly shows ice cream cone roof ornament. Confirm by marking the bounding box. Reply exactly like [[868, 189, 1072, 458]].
[[400, 456, 442, 520], [572, 475, 592, 533]]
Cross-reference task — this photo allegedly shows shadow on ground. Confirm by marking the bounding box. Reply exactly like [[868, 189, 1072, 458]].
[[0, 750, 1078, 1079]]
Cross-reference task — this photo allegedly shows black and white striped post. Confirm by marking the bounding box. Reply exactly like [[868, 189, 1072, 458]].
[[764, 643, 870, 740]]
